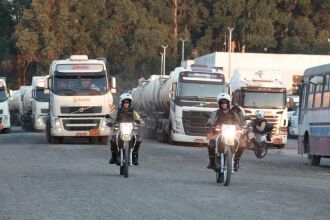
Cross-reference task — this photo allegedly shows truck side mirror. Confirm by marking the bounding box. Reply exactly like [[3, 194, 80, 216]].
[[226, 84, 231, 94], [110, 77, 116, 94]]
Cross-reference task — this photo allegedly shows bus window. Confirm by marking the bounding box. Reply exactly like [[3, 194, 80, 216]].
[[314, 84, 322, 108], [323, 74, 330, 108], [307, 83, 315, 109]]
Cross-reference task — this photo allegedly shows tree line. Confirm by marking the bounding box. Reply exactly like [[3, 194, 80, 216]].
[[1, 0, 329, 89]]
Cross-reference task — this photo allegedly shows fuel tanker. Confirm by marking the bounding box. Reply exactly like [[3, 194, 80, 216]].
[[132, 64, 227, 144]]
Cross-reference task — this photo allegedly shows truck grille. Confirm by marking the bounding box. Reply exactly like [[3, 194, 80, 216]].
[[0, 109, 3, 114], [41, 109, 49, 114], [182, 111, 210, 136], [62, 119, 100, 131], [0, 117, 2, 123], [60, 106, 102, 114]]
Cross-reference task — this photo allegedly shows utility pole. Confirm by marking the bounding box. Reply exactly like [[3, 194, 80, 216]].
[[179, 38, 187, 64], [161, 45, 168, 76], [228, 27, 234, 79], [160, 52, 164, 75]]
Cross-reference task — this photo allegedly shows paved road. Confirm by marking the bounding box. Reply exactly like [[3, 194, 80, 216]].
[[0, 128, 329, 220]]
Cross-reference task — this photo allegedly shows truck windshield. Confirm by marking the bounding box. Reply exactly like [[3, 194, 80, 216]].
[[53, 75, 107, 96], [0, 88, 8, 102], [243, 92, 285, 109], [179, 82, 226, 100], [35, 88, 49, 102]]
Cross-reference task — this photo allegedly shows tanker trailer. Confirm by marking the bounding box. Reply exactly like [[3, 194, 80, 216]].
[[8, 90, 20, 126], [132, 65, 227, 144], [21, 86, 33, 131]]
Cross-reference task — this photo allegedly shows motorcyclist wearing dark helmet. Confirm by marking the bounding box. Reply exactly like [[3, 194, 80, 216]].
[[206, 93, 242, 171], [109, 92, 144, 165]]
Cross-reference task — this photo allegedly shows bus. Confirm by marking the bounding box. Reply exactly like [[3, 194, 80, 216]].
[[298, 63, 330, 166]]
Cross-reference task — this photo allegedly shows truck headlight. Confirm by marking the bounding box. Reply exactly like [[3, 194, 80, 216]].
[[54, 118, 62, 131], [37, 116, 44, 124], [100, 119, 107, 131], [175, 119, 183, 133]]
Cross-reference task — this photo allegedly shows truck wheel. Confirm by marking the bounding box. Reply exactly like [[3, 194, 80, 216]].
[[2, 128, 11, 134], [51, 136, 62, 144], [89, 137, 98, 144], [309, 155, 321, 166], [99, 136, 109, 145]]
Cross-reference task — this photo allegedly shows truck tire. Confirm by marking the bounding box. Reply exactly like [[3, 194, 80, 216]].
[[89, 137, 98, 144], [99, 136, 109, 145], [2, 128, 11, 134], [51, 136, 62, 144]]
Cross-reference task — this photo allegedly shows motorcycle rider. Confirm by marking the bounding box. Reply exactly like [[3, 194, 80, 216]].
[[109, 92, 144, 165], [251, 110, 268, 142], [206, 93, 242, 172]]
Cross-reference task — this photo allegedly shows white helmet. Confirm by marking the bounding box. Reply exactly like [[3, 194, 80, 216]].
[[217, 92, 231, 103], [119, 92, 133, 104], [256, 110, 264, 119]]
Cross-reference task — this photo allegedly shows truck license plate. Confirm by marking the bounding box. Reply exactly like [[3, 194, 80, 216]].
[[89, 128, 100, 136], [274, 138, 282, 145], [195, 138, 204, 143]]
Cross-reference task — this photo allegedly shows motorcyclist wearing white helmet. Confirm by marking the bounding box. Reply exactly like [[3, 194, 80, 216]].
[[109, 92, 143, 165], [251, 110, 268, 142], [206, 92, 242, 171]]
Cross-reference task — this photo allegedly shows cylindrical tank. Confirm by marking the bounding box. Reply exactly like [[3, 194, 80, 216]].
[[132, 74, 172, 113], [8, 90, 20, 111], [22, 86, 33, 112]]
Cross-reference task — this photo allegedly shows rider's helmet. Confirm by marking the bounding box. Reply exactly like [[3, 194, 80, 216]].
[[217, 92, 231, 109], [255, 110, 265, 120], [119, 92, 133, 108]]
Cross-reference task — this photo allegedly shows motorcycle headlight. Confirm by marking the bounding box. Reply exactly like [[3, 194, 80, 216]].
[[221, 124, 236, 138], [120, 123, 133, 135]]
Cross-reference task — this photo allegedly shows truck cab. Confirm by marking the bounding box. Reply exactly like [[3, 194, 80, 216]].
[[45, 55, 116, 144], [0, 78, 11, 133], [232, 78, 288, 148], [30, 76, 49, 130]]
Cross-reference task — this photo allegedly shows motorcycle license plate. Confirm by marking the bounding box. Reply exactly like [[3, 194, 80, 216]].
[[123, 134, 130, 141], [274, 138, 282, 145], [89, 128, 100, 136]]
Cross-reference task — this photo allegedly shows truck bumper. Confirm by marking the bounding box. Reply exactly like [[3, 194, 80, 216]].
[[271, 135, 287, 146], [172, 133, 209, 144], [50, 117, 111, 137], [289, 127, 298, 136]]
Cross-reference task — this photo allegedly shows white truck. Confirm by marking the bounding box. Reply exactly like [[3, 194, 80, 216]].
[[45, 55, 116, 144], [132, 64, 227, 144], [21, 76, 49, 131], [0, 77, 11, 133], [231, 75, 288, 148]]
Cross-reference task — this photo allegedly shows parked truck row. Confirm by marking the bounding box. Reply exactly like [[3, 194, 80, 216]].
[[132, 64, 227, 144]]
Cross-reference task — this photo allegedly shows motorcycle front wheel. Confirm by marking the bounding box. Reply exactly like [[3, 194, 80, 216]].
[[123, 142, 129, 178], [223, 148, 232, 186], [254, 142, 268, 158]]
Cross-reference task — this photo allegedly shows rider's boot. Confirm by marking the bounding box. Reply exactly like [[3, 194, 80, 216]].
[[234, 159, 239, 172], [109, 151, 118, 164], [207, 144, 217, 170], [132, 143, 140, 166]]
